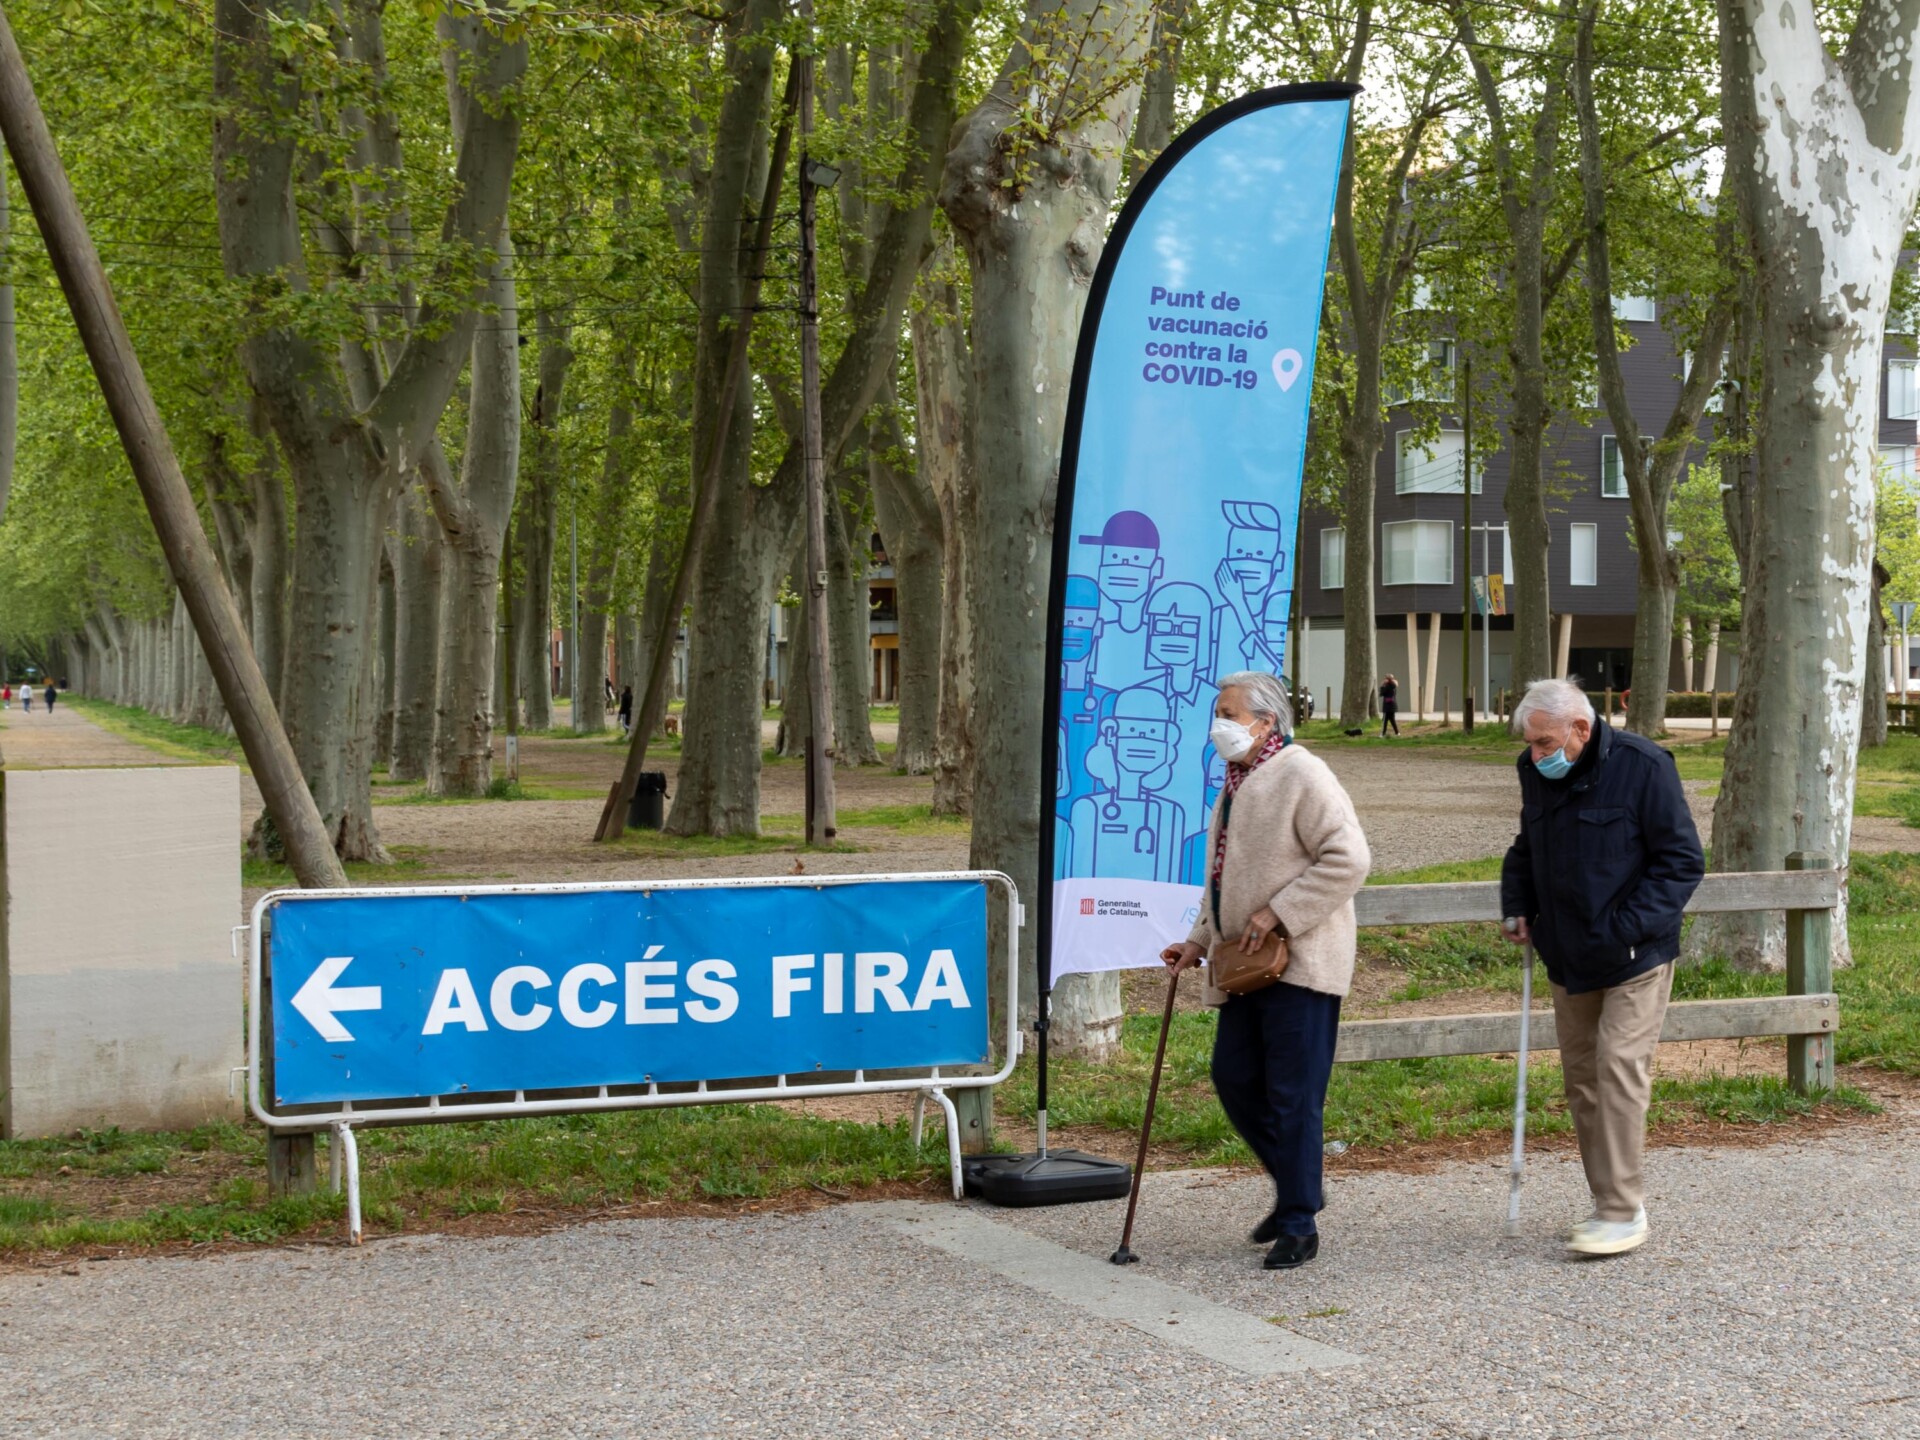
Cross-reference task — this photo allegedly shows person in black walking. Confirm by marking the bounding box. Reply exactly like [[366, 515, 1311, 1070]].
[[43, 682, 57, 713], [1379, 674, 1399, 737], [618, 683, 634, 737]]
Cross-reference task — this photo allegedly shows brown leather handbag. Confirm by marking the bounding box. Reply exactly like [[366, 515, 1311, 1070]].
[[1208, 927, 1291, 996]]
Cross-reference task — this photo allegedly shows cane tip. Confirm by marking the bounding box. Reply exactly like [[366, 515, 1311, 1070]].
[[1109, 1246, 1140, 1266]]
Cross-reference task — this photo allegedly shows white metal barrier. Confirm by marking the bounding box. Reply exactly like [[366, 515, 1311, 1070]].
[[242, 870, 1024, 1242]]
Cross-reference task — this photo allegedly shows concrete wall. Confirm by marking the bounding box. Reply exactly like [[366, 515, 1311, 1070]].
[[1, 767, 242, 1137]]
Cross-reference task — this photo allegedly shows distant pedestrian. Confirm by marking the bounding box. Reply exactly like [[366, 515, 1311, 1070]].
[[1500, 678, 1703, 1257], [1379, 674, 1399, 737], [44, 683, 56, 713], [1, 684, 10, 709], [21, 687, 31, 713], [618, 684, 634, 736], [604, 674, 616, 708]]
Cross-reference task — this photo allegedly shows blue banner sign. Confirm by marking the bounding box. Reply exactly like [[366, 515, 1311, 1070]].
[[1041, 84, 1355, 981], [267, 880, 989, 1105]]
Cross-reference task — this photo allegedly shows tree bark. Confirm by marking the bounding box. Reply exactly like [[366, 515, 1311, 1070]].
[[659, 0, 785, 837], [912, 251, 977, 813], [939, 0, 1152, 1056], [1329, 15, 1447, 728], [388, 484, 443, 782], [428, 252, 520, 796], [1573, 5, 1731, 738], [1459, 3, 1581, 691], [0, 6, 344, 884], [517, 314, 572, 732], [578, 341, 635, 740], [0, 147, 14, 527], [211, 0, 523, 858], [870, 407, 944, 774], [1863, 558, 1890, 746], [828, 460, 881, 766], [1698, 0, 1920, 968], [376, 550, 396, 766]]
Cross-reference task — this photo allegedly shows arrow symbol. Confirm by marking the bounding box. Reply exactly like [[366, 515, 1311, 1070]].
[[291, 956, 382, 1042]]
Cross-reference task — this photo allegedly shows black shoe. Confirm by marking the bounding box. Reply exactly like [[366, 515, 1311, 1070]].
[[1263, 1233, 1319, 1270], [1249, 1209, 1282, 1245]]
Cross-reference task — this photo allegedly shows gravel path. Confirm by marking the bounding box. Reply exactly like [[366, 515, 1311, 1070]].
[[4, 1113, 1916, 1439]]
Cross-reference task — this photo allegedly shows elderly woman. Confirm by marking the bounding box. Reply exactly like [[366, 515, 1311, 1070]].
[[1160, 671, 1371, 1270]]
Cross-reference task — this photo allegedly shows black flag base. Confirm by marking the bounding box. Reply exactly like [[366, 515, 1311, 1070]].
[[961, 1146, 1132, 1207]]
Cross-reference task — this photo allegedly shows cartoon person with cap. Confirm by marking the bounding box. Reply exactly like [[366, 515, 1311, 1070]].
[[1145, 580, 1216, 745], [1069, 683, 1186, 884], [1056, 574, 1116, 823], [1213, 499, 1285, 671], [1081, 510, 1164, 693]]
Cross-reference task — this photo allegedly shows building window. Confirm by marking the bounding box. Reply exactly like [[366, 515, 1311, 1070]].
[[1613, 293, 1656, 323], [1320, 528, 1345, 590], [1395, 428, 1481, 495], [1889, 359, 1920, 421], [1881, 445, 1915, 482], [1382, 520, 1454, 586], [1600, 435, 1628, 498], [1570, 523, 1598, 587]]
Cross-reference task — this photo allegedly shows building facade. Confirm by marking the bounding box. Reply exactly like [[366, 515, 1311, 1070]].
[[1296, 298, 1920, 715]]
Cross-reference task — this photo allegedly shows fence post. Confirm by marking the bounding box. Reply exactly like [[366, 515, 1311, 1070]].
[[1785, 851, 1835, 1095], [259, 929, 318, 1196]]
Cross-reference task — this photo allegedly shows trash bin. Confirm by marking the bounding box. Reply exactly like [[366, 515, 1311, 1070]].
[[627, 771, 668, 831]]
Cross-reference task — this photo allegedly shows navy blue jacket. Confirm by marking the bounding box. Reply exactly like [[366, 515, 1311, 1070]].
[[1499, 720, 1704, 995]]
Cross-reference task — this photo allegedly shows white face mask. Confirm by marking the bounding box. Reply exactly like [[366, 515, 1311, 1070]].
[[1210, 717, 1259, 762]]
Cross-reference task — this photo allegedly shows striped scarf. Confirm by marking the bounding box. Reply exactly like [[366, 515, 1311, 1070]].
[[1210, 728, 1291, 913]]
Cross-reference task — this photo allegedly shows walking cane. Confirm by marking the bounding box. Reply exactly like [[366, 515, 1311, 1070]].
[[1504, 937, 1534, 1238], [1111, 965, 1182, 1265]]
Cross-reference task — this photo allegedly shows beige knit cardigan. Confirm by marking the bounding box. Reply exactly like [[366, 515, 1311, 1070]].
[[1185, 743, 1372, 1004]]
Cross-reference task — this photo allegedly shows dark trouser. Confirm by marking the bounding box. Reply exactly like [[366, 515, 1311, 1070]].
[[1211, 981, 1343, 1236], [1381, 706, 1398, 735]]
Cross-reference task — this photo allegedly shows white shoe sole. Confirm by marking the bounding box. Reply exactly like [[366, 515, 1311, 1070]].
[[1565, 1228, 1648, 1257]]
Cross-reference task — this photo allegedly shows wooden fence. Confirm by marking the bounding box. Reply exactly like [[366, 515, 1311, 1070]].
[[1336, 853, 1838, 1094]]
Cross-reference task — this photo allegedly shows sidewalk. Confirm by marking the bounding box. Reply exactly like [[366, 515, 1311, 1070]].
[[0, 697, 179, 769], [3, 1113, 1915, 1439]]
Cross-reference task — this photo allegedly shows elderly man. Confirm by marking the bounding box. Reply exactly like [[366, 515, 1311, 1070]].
[[1500, 678, 1703, 1257]]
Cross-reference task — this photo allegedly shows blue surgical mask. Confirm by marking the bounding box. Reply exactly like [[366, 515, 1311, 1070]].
[[1534, 747, 1573, 780]]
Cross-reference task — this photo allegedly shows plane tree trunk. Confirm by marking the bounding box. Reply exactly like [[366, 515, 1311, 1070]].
[[1697, 0, 1920, 969], [938, 0, 1152, 1056], [211, 0, 524, 857]]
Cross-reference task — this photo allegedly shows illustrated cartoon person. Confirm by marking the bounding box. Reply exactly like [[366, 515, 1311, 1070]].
[[1146, 581, 1215, 726], [1053, 724, 1076, 881], [1081, 510, 1164, 692], [1260, 587, 1293, 672], [1057, 574, 1116, 820], [1069, 684, 1186, 884], [1180, 743, 1229, 885], [1213, 499, 1285, 670]]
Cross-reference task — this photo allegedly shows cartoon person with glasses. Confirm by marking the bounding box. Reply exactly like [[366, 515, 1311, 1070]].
[[1146, 580, 1216, 741], [1068, 684, 1186, 883]]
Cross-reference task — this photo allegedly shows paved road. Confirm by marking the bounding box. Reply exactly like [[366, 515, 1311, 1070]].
[[5, 1117, 1916, 1439]]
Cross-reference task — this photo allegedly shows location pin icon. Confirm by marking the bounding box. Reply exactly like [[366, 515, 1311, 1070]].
[[1271, 348, 1303, 392]]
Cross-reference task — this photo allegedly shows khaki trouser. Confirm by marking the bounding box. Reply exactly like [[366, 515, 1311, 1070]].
[[1551, 963, 1673, 1222]]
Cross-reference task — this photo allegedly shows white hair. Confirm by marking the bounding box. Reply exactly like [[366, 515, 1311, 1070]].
[[1217, 670, 1294, 733], [1512, 677, 1595, 735]]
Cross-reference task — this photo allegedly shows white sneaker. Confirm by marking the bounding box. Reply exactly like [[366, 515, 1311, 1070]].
[[1566, 1206, 1648, 1256]]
